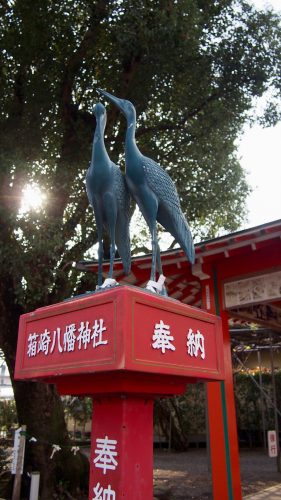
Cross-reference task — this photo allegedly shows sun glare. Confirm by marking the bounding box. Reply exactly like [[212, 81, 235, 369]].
[[20, 184, 46, 214]]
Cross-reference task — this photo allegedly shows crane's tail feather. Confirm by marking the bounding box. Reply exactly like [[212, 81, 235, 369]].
[[116, 231, 131, 275], [182, 223, 195, 264], [167, 210, 195, 264]]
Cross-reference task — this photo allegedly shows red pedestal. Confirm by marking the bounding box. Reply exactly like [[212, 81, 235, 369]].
[[90, 396, 153, 499], [15, 285, 225, 499]]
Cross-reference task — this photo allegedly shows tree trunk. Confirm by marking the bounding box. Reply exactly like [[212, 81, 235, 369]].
[[13, 380, 89, 499], [0, 273, 89, 498], [155, 398, 189, 451]]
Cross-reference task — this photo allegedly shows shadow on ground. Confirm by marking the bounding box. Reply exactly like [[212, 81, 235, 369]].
[[153, 448, 281, 499]]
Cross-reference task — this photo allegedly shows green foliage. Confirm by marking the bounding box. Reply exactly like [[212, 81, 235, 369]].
[[234, 370, 280, 433], [0, 400, 18, 498], [235, 371, 265, 431], [155, 371, 281, 451], [0, 400, 18, 432], [0, 445, 9, 474], [155, 383, 206, 451], [0, 444, 11, 498], [63, 396, 92, 431], [0, 1, 280, 315]]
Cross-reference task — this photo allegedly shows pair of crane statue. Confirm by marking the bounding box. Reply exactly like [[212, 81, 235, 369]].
[[86, 89, 195, 295]]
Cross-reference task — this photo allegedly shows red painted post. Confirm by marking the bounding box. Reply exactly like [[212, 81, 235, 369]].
[[201, 267, 242, 500], [89, 396, 153, 499], [201, 275, 230, 499]]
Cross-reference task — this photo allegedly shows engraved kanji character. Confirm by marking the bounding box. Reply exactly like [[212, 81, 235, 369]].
[[50, 327, 63, 354], [94, 435, 118, 474], [63, 323, 76, 352], [152, 320, 176, 354], [77, 321, 91, 350], [91, 319, 107, 348], [37, 329, 51, 356], [27, 333, 39, 357], [187, 328, 205, 359]]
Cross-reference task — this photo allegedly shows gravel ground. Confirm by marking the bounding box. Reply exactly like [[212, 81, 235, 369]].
[[153, 448, 281, 499]]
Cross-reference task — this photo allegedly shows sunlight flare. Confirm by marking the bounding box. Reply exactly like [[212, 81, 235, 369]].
[[20, 184, 46, 213]]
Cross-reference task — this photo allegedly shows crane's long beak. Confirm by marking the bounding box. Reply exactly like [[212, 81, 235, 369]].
[[97, 88, 125, 114]]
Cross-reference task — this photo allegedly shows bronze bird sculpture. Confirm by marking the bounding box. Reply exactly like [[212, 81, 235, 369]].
[[97, 90, 195, 292], [86, 102, 131, 287]]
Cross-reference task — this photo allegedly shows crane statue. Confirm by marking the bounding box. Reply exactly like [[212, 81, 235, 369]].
[[86, 102, 131, 288], [97, 89, 195, 294]]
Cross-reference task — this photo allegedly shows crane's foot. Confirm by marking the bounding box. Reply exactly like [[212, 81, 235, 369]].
[[146, 274, 166, 295], [96, 278, 119, 290]]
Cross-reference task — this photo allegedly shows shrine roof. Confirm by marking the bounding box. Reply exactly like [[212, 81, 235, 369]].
[[77, 218, 281, 281], [77, 219, 281, 337]]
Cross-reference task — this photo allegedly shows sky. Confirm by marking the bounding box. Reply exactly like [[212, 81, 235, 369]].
[[240, 0, 281, 228], [238, 122, 281, 229]]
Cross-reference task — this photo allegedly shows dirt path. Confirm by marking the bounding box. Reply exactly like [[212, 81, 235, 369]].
[[2, 445, 280, 499], [154, 449, 281, 499]]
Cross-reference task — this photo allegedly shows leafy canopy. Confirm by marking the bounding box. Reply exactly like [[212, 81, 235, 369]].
[[0, 0, 280, 312]]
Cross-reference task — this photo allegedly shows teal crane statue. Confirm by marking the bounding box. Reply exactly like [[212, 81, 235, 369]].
[[86, 102, 131, 288], [97, 90, 195, 293]]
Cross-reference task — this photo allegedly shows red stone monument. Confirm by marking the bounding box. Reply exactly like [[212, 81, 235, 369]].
[[15, 285, 224, 499]]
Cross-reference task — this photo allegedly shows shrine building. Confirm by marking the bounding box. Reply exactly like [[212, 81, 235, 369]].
[[77, 218, 281, 500]]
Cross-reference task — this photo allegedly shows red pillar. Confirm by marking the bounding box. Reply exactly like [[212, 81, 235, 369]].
[[201, 266, 242, 500], [89, 396, 154, 499]]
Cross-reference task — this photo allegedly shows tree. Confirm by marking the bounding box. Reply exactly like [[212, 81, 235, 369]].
[[0, 0, 280, 496], [64, 396, 92, 439], [155, 384, 206, 451], [0, 399, 18, 434]]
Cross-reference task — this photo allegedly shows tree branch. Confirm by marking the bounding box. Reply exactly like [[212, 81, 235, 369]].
[[48, 2, 109, 221], [60, 1, 109, 122]]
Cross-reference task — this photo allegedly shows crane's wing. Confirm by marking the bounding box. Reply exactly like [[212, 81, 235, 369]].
[[85, 167, 94, 207], [143, 157, 195, 264], [113, 165, 131, 275]]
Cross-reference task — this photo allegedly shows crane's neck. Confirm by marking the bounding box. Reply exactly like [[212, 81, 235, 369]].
[[125, 119, 140, 163], [90, 117, 108, 167]]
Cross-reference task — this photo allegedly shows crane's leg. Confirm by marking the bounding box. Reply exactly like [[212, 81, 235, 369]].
[[108, 232, 116, 279], [94, 209, 104, 287], [137, 192, 161, 292], [150, 223, 157, 283], [104, 194, 117, 281], [145, 227, 166, 295], [156, 241, 162, 276], [156, 242, 168, 296], [97, 233, 103, 287]]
